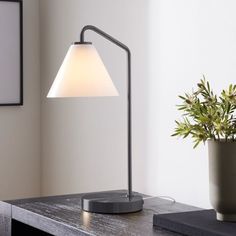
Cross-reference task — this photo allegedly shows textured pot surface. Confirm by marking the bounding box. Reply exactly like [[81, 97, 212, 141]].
[[208, 140, 236, 221]]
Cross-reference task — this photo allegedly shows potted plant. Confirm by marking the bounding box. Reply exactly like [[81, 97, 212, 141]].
[[172, 77, 236, 221]]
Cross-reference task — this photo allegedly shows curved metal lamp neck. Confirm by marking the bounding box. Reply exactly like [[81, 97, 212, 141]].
[[80, 25, 130, 54], [80, 25, 133, 198]]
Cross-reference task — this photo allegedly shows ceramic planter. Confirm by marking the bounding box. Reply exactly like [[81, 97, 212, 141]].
[[208, 140, 236, 221]]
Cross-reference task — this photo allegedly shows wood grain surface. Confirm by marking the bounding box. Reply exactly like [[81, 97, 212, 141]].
[[0, 190, 200, 236]]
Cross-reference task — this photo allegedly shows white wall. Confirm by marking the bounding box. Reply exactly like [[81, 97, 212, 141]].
[[39, 0, 236, 208], [147, 0, 236, 208], [0, 0, 41, 200], [40, 0, 149, 196]]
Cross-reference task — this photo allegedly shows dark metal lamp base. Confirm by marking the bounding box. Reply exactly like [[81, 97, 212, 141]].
[[81, 191, 144, 214]]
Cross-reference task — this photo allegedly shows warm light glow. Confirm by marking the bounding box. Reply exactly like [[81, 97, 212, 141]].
[[47, 44, 119, 97]]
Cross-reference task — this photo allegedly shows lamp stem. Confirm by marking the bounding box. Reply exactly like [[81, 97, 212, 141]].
[[80, 25, 133, 198], [127, 50, 132, 199]]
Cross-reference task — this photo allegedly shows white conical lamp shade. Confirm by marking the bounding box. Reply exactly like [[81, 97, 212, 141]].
[[47, 43, 119, 97]]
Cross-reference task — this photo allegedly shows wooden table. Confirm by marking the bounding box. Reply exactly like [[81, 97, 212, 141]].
[[0, 190, 199, 236]]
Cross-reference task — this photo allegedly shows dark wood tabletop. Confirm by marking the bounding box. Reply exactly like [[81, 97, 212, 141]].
[[0, 190, 199, 236]]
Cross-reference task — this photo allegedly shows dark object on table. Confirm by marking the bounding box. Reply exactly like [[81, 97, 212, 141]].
[[81, 191, 143, 214], [153, 209, 236, 236]]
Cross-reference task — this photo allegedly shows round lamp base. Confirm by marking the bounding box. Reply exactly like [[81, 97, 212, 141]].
[[81, 191, 144, 214]]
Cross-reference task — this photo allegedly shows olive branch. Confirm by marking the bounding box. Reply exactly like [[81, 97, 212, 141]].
[[172, 76, 236, 148]]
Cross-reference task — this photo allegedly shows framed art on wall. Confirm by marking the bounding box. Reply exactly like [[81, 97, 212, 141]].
[[0, 0, 23, 106]]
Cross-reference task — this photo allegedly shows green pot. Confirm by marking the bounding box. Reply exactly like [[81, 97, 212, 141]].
[[208, 139, 236, 221]]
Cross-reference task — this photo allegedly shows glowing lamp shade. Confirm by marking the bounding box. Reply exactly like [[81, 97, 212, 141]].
[[47, 44, 118, 97]]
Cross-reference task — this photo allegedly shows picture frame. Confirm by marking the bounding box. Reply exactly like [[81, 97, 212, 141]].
[[0, 0, 23, 106]]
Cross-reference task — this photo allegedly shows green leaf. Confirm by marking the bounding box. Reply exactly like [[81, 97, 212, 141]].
[[207, 81, 210, 92], [193, 140, 201, 148], [178, 95, 186, 100]]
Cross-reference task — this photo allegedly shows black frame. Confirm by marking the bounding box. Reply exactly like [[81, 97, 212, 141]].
[[0, 0, 23, 106]]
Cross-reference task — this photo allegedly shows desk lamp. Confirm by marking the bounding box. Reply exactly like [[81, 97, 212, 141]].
[[47, 25, 143, 214]]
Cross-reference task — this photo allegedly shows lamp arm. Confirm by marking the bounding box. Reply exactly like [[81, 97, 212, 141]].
[[80, 25, 133, 198]]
